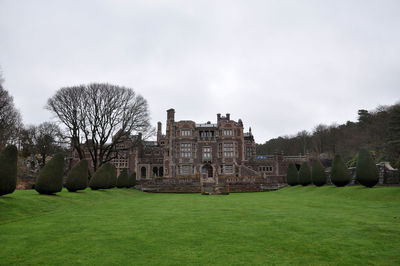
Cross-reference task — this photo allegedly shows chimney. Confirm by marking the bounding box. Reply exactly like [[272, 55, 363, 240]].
[[157, 122, 162, 143], [217, 113, 221, 122], [167, 108, 175, 123], [226, 113, 230, 120]]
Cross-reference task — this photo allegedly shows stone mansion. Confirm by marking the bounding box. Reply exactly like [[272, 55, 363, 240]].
[[107, 109, 308, 182]]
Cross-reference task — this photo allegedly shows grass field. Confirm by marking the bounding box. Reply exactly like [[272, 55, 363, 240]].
[[1, 186, 400, 265]]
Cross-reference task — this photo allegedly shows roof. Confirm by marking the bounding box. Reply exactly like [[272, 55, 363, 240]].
[[196, 123, 218, 128]]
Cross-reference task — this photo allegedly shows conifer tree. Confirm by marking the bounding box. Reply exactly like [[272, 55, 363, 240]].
[[356, 148, 379, 188], [128, 172, 136, 188], [0, 145, 18, 196], [331, 154, 351, 187], [286, 162, 298, 186], [298, 162, 312, 186], [311, 159, 326, 186], [65, 159, 88, 192], [116, 168, 129, 188], [89, 163, 109, 190], [106, 163, 117, 189], [35, 153, 65, 194]]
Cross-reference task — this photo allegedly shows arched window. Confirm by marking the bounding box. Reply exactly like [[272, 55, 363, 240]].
[[153, 167, 158, 177], [141, 167, 147, 178], [159, 167, 164, 177]]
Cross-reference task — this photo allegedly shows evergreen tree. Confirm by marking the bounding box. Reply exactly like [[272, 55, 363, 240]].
[[311, 159, 326, 186], [356, 148, 379, 188], [286, 162, 298, 186], [89, 163, 109, 190], [128, 172, 136, 188], [65, 159, 88, 192], [116, 168, 129, 188], [331, 154, 351, 187], [298, 162, 312, 186], [35, 153, 65, 194], [0, 145, 18, 196], [106, 163, 117, 189]]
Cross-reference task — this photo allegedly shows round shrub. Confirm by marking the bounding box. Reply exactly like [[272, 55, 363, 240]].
[[35, 153, 65, 195], [331, 154, 351, 187], [312, 159, 326, 186], [0, 145, 18, 196], [65, 159, 88, 192], [116, 168, 129, 188], [356, 148, 379, 188], [89, 163, 110, 190], [286, 162, 298, 186], [128, 172, 136, 188], [298, 162, 312, 186]]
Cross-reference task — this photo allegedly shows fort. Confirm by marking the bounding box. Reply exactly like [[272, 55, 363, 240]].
[[84, 109, 310, 193]]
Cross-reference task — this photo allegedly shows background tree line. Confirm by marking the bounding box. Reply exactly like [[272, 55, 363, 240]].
[[256, 103, 400, 167]]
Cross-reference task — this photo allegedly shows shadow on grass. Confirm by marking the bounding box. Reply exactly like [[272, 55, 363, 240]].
[[0, 195, 16, 200]]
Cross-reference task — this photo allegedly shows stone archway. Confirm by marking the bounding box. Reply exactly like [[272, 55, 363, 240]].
[[201, 164, 213, 178]]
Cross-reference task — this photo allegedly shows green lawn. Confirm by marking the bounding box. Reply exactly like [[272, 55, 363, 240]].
[[1, 186, 400, 265]]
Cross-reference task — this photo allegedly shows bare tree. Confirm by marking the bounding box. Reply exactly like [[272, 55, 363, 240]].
[[19, 122, 64, 166], [0, 71, 22, 149], [46, 83, 152, 172]]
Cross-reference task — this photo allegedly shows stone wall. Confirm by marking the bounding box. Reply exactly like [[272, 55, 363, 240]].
[[137, 175, 287, 193]]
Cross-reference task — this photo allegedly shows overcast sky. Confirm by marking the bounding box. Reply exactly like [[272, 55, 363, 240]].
[[1, 0, 399, 143]]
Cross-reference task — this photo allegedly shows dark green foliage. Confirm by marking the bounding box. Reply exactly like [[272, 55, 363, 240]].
[[35, 153, 65, 194], [0, 145, 18, 196], [298, 162, 312, 186], [356, 149, 379, 188], [331, 154, 351, 187], [286, 163, 298, 186], [89, 163, 110, 190], [312, 159, 326, 186], [128, 172, 136, 188], [116, 168, 129, 188], [65, 159, 88, 192], [106, 164, 117, 189]]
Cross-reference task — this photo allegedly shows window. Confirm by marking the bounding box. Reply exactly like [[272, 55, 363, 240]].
[[203, 147, 212, 159], [223, 143, 234, 157], [224, 165, 233, 173], [181, 165, 191, 175], [259, 166, 273, 172], [200, 131, 214, 138], [246, 147, 253, 158], [181, 143, 191, 158], [223, 129, 233, 136], [181, 130, 191, 136]]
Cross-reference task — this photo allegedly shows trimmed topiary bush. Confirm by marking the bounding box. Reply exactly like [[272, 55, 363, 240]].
[[35, 153, 65, 194], [312, 159, 326, 186], [298, 162, 312, 186], [106, 163, 117, 189], [116, 168, 129, 188], [89, 163, 109, 190], [0, 145, 18, 196], [356, 148, 379, 188], [128, 172, 136, 188], [331, 154, 351, 187], [286, 162, 298, 186], [65, 159, 88, 192]]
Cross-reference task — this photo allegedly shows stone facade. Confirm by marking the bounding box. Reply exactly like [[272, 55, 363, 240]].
[[128, 109, 308, 193], [71, 109, 310, 193]]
